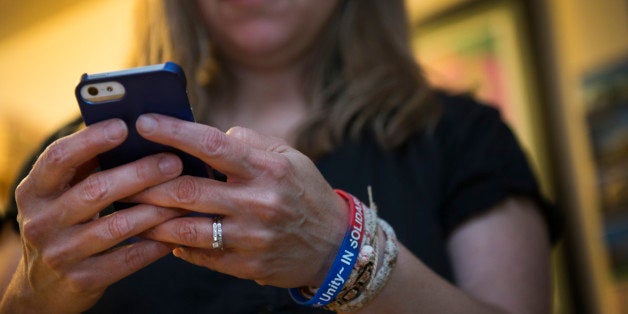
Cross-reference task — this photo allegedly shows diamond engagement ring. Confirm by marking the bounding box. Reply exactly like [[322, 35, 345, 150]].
[[212, 217, 224, 250]]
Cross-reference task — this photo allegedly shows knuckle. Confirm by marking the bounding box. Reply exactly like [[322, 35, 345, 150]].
[[42, 139, 68, 168], [266, 155, 291, 180], [133, 159, 152, 182], [226, 126, 247, 139], [65, 272, 96, 294], [14, 180, 28, 202], [257, 193, 288, 223], [124, 246, 148, 270], [16, 212, 25, 227], [105, 213, 132, 239], [267, 139, 290, 153], [40, 247, 66, 271], [201, 128, 228, 157], [174, 177, 198, 204], [176, 220, 199, 244], [248, 230, 275, 251], [245, 259, 272, 282], [14, 180, 33, 209], [21, 217, 46, 244], [81, 175, 109, 202], [259, 206, 282, 224], [170, 119, 186, 137]]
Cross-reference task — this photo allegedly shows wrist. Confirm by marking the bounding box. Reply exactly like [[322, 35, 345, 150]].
[[290, 189, 365, 307], [0, 258, 86, 314], [289, 188, 399, 311], [312, 190, 353, 286], [1, 260, 39, 313]]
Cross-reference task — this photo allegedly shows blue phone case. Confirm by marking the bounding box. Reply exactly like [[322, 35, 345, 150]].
[[75, 62, 209, 184]]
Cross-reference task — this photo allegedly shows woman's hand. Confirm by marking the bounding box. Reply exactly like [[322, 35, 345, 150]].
[[132, 113, 349, 288], [1, 119, 187, 313]]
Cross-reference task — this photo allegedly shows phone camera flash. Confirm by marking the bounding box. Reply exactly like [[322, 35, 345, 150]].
[[80, 81, 125, 103]]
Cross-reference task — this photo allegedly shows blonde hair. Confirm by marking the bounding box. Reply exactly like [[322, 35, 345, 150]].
[[131, 0, 439, 159]]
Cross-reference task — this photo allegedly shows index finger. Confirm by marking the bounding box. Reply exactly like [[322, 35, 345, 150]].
[[136, 114, 262, 179], [26, 119, 128, 198]]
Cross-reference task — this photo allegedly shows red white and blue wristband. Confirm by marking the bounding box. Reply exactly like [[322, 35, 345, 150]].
[[289, 189, 366, 307]]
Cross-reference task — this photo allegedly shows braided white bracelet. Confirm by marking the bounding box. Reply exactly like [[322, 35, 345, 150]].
[[291, 188, 398, 312], [330, 217, 398, 312], [325, 200, 380, 309]]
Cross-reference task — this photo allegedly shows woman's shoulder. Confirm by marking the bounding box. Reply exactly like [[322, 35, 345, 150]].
[[394, 91, 510, 158], [421, 91, 534, 187], [431, 91, 505, 142]]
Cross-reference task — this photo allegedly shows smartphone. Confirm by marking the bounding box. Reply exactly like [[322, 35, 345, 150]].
[[76, 62, 209, 209]]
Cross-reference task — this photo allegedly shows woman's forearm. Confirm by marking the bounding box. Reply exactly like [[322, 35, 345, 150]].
[[345, 198, 551, 314], [343, 244, 504, 314]]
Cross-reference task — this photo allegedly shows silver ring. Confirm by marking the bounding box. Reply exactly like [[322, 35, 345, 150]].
[[212, 217, 224, 250]]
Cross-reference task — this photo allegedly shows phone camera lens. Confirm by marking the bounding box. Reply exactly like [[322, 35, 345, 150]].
[[106, 86, 113, 92], [87, 86, 99, 96]]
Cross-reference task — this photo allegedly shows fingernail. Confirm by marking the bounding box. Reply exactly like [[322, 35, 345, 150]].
[[104, 119, 127, 141], [137, 115, 157, 133], [158, 155, 181, 175], [173, 247, 185, 258]]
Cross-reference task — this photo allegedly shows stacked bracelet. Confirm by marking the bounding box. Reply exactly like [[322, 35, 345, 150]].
[[289, 189, 399, 311], [289, 189, 365, 307], [329, 217, 399, 312], [325, 193, 379, 309]]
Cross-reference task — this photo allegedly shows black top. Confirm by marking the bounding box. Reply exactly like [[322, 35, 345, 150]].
[[2, 94, 559, 313]]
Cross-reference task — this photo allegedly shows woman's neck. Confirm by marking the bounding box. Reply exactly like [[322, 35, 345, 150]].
[[210, 62, 308, 144]]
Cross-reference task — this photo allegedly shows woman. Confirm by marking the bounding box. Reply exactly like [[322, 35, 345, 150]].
[[0, 0, 556, 313]]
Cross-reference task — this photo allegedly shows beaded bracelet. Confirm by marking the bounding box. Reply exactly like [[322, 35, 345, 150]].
[[288, 189, 365, 307], [290, 189, 398, 311], [331, 217, 399, 312], [325, 196, 379, 309]]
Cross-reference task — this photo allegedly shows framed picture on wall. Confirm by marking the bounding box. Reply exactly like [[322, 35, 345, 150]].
[[583, 58, 628, 282], [410, 0, 550, 192]]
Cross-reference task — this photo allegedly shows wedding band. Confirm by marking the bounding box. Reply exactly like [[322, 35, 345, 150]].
[[212, 217, 224, 250]]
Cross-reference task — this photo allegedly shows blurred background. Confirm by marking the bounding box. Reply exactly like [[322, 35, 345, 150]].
[[0, 0, 626, 312]]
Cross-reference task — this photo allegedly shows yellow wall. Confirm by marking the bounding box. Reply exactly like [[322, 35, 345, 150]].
[[412, 0, 553, 199], [0, 0, 136, 208], [1, 0, 627, 312], [545, 0, 628, 313]]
